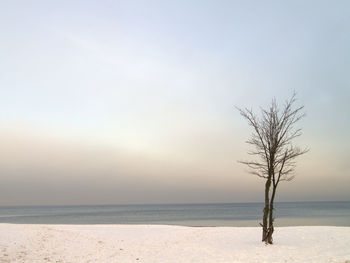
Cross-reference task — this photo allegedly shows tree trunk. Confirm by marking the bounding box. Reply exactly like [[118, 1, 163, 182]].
[[261, 178, 271, 242], [266, 185, 277, 244]]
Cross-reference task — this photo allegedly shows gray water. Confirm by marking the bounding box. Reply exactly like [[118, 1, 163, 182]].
[[0, 202, 349, 227]]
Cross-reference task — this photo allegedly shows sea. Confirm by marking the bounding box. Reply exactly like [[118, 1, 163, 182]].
[[0, 201, 349, 227]]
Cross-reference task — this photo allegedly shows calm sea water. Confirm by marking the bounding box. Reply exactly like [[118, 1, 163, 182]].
[[0, 202, 349, 227]]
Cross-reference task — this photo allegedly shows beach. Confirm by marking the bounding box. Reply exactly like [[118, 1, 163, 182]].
[[0, 224, 349, 263]]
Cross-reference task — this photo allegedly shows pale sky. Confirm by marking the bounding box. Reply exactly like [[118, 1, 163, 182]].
[[0, 0, 349, 205]]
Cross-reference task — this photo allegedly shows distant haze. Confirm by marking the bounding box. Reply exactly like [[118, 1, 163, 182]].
[[1, 1, 349, 205]]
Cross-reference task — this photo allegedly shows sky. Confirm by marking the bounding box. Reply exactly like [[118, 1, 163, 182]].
[[0, 0, 349, 205]]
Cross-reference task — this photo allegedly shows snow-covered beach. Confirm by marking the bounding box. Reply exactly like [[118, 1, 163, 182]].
[[1, 224, 349, 263]]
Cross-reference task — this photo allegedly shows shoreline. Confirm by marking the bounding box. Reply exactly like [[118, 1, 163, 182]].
[[1, 224, 349, 262], [1, 217, 349, 227], [1, 222, 350, 227], [1, 201, 349, 227]]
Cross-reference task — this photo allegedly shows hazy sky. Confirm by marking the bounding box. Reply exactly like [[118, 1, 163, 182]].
[[1, 0, 349, 205]]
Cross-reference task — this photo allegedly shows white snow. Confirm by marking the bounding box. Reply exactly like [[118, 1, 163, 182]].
[[0, 224, 349, 263]]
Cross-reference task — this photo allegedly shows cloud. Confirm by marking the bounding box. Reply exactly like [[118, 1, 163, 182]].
[[0, 124, 260, 205]]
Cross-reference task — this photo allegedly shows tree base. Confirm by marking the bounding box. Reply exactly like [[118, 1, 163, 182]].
[[260, 223, 274, 244]]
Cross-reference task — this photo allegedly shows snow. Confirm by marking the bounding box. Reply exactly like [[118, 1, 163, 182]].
[[0, 224, 349, 263]]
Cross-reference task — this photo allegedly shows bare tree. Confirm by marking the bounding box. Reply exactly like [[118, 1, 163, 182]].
[[237, 93, 308, 244]]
